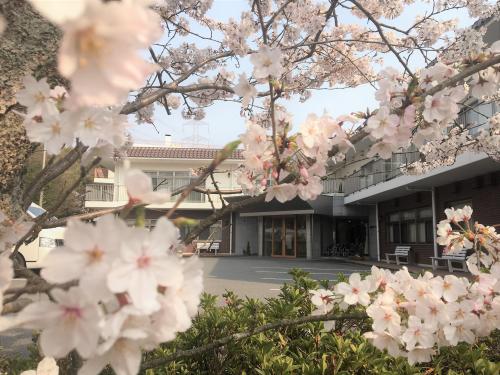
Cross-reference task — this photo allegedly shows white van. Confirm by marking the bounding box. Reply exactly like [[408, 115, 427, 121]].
[[14, 203, 65, 269]]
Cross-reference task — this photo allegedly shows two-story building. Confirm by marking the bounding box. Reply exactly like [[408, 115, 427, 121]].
[[85, 137, 244, 254]]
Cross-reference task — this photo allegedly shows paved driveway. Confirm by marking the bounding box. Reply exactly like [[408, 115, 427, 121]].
[[0, 257, 368, 357], [202, 256, 369, 299]]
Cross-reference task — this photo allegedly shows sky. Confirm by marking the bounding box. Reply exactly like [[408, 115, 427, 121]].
[[129, 0, 473, 148]]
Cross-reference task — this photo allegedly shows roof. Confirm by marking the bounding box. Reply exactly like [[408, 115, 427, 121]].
[[127, 147, 244, 160]]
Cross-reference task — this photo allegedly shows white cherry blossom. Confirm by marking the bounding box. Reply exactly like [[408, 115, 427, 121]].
[[20, 357, 59, 375], [24, 112, 74, 155], [58, 0, 162, 106], [335, 273, 371, 306], [250, 45, 283, 81], [41, 215, 127, 302], [124, 169, 171, 204], [16, 76, 57, 118], [107, 218, 183, 313], [233, 73, 257, 107], [28, 0, 88, 25], [265, 183, 297, 203], [401, 316, 435, 350], [311, 289, 335, 314], [15, 287, 101, 358]]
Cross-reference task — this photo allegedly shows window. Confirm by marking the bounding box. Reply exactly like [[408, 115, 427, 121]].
[[388, 213, 401, 243], [145, 171, 204, 202], [198, 221, 222, 241], [401, 210, 416, 243], [387, 207, 433, 244]]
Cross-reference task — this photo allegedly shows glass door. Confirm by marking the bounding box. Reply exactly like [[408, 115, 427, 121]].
[[271, 216, 296, 257], [284, 217, 295, 257]]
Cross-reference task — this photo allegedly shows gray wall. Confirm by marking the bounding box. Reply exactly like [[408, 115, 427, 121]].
[[311, 215, 322, 258], [368, 205, 378, 260], [233, 214, 259, 255]]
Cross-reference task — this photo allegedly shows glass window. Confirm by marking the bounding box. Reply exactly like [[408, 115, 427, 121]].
[[144, 171, 204, 202]]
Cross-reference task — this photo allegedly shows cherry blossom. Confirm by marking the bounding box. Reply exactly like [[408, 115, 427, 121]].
[[28, 0, 88, 25], [24, 112, 74, 154], [124, 169, 171, 204], [16, 76, 57, 118], [14, 287, 101, 358], [57, 0, 162, 106], [0, 252, 13, 313], [0, 211, 33, 251], [311, 289, 336, 314], [20, 357, 59, 375], [250, 45, 283, 81], [335, 273, 372, 306], [233, 73, 257, 107], [107, 218, 183, 313], [41, 215, 127, 302], [265, 183, 297, 203]]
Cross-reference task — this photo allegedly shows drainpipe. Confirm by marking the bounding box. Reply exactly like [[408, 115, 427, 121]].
[[431, 187, 438, 258], [229, 212, 233, 255], [375, 202, 380, 262]]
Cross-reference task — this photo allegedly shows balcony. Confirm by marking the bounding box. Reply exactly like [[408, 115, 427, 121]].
[[321, 178, 344, 194], [85, 183, 206, 203], [343, 151, 421, 196]]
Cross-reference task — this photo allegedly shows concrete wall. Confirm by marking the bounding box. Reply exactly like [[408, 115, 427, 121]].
[[368, 205, 378, 260], [233, 214, 259, 255], [311, 215, 322, 258], [87, 157, 241, 210]]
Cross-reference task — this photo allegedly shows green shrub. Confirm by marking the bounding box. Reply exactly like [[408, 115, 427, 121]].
[[2, 269, 498, 374]]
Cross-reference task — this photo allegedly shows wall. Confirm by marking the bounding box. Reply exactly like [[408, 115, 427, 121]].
[[378, 191, 434, 265], [233, 214, 259, 255], [85, 158, 242, 210], [435, 171, 500, 246], [368, 205, 378, 260]]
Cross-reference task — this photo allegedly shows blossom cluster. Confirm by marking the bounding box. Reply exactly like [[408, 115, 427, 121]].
[[366, 41, 500, 160], [16, 75, 129, 157], [1, 214, 203, 375], [311, 206, 500, 365], [236, 112, 352, 204]]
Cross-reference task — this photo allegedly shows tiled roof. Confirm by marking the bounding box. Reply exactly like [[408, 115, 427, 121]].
[[127, 147, 244, 160]]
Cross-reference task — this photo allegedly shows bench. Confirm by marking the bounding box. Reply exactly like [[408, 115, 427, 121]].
[[385, 246, 411, 265], [431, 250, 468, 273], [195, 241, 220, 254]]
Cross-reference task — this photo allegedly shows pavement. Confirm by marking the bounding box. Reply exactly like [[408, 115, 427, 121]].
[[202, 256, 370, 299], [0, 257, 369, 358]]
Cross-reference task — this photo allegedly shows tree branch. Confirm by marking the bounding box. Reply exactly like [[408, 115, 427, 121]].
[[140, 311, 368, 370]]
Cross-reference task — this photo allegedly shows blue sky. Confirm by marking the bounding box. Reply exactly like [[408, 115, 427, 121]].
[[130, 0, 473, 147]]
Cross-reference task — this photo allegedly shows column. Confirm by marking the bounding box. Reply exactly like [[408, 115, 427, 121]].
[[306, 214, 312, 259]]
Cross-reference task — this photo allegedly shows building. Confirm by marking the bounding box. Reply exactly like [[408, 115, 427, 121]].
[[85, 136, 244, 254]]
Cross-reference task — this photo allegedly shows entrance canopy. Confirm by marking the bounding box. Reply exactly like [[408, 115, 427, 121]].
[[225, 195, 334, 217]]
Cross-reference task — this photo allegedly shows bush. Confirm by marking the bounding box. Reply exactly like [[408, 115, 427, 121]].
[[143, 270, 499, 375], [2, 270, 498, 374]]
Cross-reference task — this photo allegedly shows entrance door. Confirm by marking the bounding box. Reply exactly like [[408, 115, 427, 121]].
[[271, 216, 296, 257]]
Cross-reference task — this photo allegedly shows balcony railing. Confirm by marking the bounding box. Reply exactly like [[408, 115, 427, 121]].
[[85, 183, 114, 201], [321, 178, 344, 194], [343, 151, 421, 196], [85, 184, 206, 203]]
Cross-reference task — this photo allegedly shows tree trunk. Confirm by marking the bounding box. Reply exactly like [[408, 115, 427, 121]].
[[0, 0, 63, 215]]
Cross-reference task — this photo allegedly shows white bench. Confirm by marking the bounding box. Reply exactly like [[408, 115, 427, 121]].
[[385, 246, 411, 265], [195, 241, 220, 254], [431, 250, 468, 273]]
